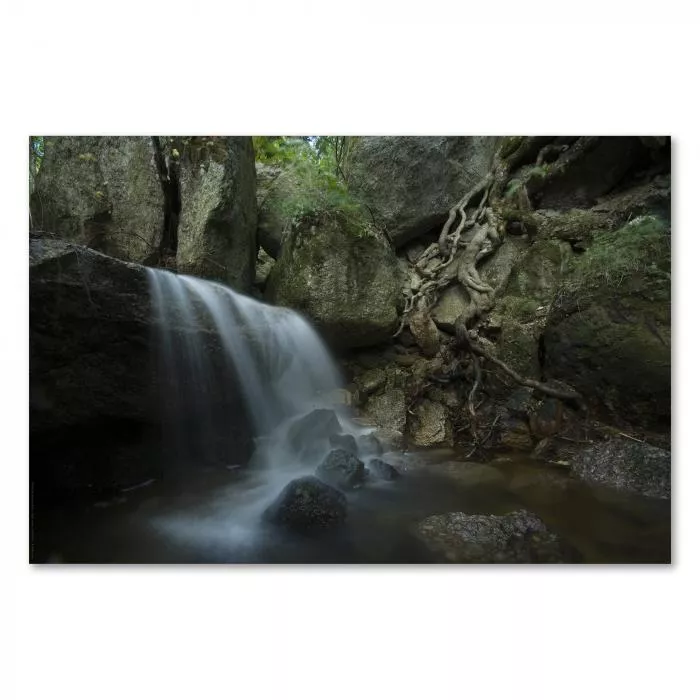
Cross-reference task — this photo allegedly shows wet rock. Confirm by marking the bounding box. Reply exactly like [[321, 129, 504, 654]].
[[529, 398, 564, 438], [329, 433, 358, 455], [264, 476, 347, 534], [415, 509, 577, 563], [498, 418, 534, 452], [356, 432, 383, 457], [29, 238, 253, 495], [571, 439, 671, 499], [409, 399, 452, 448], [286, 408, 342, 457], [315, 449, 366, 491], [367, 458, 401, 481]]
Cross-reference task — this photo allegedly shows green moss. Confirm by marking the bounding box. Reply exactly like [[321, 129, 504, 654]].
[[566, 215, 670, 290]]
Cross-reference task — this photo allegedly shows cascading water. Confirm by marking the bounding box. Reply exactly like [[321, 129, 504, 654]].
[[146, 267, 371, 549]]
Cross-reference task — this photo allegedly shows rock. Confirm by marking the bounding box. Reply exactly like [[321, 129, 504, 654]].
[[286, 408, 342, 458], [315, 449, 366, 491], [505, 387, 536, 419], [29, 238, 253, 496], [255, 248, 275, 290], [266, 214, 401, 349], [367, 458, 401, 480], [529, 398, 563, 438], [571, 439, 671, 499], [373, 428, 405, 450], [498, 418, 534, 452], [431, 285, 472, 333], [365, 388, 407, 434], [30, 137, 164, 262], [329, 433, 358, 455], [543, 241, 670, 432], [174, 137, 257, 292], [408, 399, 452, 447], [533, 137, 648, 210], [415, 510, 576, 563], [348, 137, 500, 247], [356, 432, 383, 457], [264, 476, 347, 534], [355, 368, 386, 398], [408, 308, 442, 356]]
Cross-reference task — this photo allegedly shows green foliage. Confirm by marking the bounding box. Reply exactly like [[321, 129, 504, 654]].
[[566, 216, 670, 290], [258, 136, 374, 239], [30, 136, 44, 175]]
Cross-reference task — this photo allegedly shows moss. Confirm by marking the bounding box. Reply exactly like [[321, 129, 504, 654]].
[[563, 215, 670, 295], [499, 136, 525, 159]]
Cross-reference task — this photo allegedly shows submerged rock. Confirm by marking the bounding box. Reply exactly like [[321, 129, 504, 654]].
[[329, 433, 359, 455], [571, 439, 671, 499], [356, 432, 383, 457], [264, 476, 347, 534], [315, 449, 366, 491], [286, 408, 342, 457], [367, 458, 401, 481], [415, 510, 576, 563]]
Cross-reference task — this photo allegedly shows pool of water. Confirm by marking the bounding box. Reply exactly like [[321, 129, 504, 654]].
[[31, 449, 671, 564]]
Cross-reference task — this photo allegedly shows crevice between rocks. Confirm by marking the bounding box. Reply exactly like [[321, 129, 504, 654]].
[[152, 137, 182, 263]]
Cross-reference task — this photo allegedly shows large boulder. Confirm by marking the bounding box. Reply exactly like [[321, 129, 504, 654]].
[[264, 476, 347, 534], [415, 510, 578, 563], [348, 137, 500, 247], [29, 238, 253, 498], [266, 214, 401, 349], [571, 439, 671, 499], [30, 136, 164, 262], [173, 137, 257, 292]]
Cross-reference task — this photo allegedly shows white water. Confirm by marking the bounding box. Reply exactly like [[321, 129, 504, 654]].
[[146, 268, 373, 547]]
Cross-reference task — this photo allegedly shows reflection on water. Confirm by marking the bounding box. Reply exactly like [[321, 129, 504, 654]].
[[32, 450, 671, 564]]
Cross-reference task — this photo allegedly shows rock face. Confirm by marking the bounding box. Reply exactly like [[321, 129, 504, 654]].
[[571, 440, 671, 499], [30, 137, 164, 262], [266, 215, 401, 349], [315, 449, 366, 491], [31, 136, 258, 292], [174, 137, 257, 291], [348, 137, 500, 247], [29, 238, 252, 498], [264, 476, 347, 534], [543, 282, 670, 432], [416, 510, 577, 563]]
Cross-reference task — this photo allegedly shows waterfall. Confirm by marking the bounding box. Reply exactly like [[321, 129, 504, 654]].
[[146, 268, 350, 474]]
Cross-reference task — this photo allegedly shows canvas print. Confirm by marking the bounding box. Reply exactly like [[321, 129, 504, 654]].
[[29, 136, 671, 563]]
